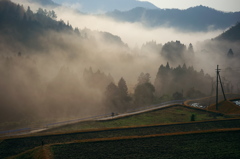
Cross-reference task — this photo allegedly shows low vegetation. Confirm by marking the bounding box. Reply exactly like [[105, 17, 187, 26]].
[[41, 105, 225, 134], [1, 117, 240, 158], [13, 129, 240, 159]]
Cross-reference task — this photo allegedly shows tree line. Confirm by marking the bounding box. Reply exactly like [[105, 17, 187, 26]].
[[84, 62, 212, 114]]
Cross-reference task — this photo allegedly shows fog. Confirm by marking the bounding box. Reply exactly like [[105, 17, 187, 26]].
[[12, 0, 229, 76], [55, 6, 223, 48], [1, 0, 239, 130], [12, 0, 223, 48]]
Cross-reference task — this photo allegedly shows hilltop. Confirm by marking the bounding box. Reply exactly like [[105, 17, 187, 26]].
[[215, 22, 240, 41], [106, 5, 240, 32], [28, 0, 58, 6], [52, 0, 158, 13]]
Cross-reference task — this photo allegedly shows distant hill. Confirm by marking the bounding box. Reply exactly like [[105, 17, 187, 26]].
[[52, 0, 158, 13], [106, 5, 240, 32], [28, 0, 58, 6], [215, 22, 240, 41]]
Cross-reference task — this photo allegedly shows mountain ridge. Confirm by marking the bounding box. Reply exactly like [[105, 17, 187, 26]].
[[215, 22, 240, 41], [105, 5, 240, 32], [52, 0, 158, 13], [28, 0, 58, 6]]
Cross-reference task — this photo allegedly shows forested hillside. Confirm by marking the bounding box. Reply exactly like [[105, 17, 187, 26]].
[[0, 0, 127, 53], [215, 22, 240, 41], [154, 63, 212, 98], [0, 0, 128, 128]]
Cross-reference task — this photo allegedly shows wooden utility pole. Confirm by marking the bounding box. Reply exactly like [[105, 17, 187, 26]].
[[216, 65, 227, 111], [216, 65, 220, 111], [218, 72, 227, 101]]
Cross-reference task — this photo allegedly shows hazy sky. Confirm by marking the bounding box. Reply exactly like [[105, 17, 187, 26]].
[[140, 0, 240, 12]]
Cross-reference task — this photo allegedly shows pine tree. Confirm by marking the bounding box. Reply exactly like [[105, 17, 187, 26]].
[[187, 43, 194, 54], [134, 73, 155, 106], [104, 82, 119, 112], [227, 48, 234, 58], [138, 72, 150, 85], [118, 77, 128, 101], [166, 62, 170, 69], [134, 82, 155, 106]]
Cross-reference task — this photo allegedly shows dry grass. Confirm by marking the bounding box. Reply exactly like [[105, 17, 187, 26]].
[[208, 100, 240, 114]]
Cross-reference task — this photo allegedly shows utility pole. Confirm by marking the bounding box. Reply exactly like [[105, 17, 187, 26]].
[[216, 65, 227, 111], [216, 65, 220, 111], [218, 72, 227, 101]]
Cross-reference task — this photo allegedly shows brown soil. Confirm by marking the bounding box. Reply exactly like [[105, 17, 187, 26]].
[[208, 100, 240, 114]]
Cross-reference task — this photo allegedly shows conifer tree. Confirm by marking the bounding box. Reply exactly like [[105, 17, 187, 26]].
[[134, 73, 155, 106], [187, 43, 194, 54], [227, 48, 234, 58], [118, 77, 128, 101]]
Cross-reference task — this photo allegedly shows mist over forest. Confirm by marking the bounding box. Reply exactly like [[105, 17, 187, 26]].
[[0, 0, 240, 130]]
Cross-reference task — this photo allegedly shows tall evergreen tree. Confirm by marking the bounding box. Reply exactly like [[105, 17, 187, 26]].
[[154, 62, 211, 98], [104, 78, 131, 113], [227, 48, 234, 58], [187, 43, 194, 54], [104, 82, 119, 112], [166, 62, 170, 69], [134, 73, 155, 106], [134, 82, 155, 106], [118, 77, 128, 101], [161, 40, 186, 63], [138, 72, 150, 85]]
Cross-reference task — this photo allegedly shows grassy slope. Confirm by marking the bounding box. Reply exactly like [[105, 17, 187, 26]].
[[51, 130, 240, 159], [41, 105, 225, 134]]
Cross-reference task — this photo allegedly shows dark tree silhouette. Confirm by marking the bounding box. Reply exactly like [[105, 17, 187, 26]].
[[83, 67, 113, 91], [104, 77, 132, 113], [117, 77, 131, 111], [172, 91, 183, 100], [134, 73, 155, 106], [134, 82, 155, 106], [154, 62, 171, 97], [118, 77, 129, 102], [186, 87, 205, 98], [227, 48, 234, 58], [154, 62, 211, 98], [104, 82, 119, 112], [187, 43, 194, 54], [191, 114, 196, 121], [161, 40, 186, 62], [141, 40, 162, 54], [138, 72, 150, 85]]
